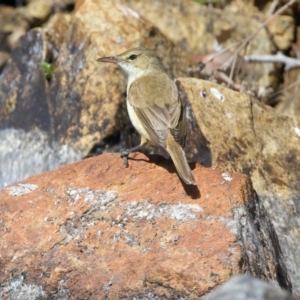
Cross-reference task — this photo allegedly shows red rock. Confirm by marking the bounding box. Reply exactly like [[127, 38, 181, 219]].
[[0, 153, 289, 299]]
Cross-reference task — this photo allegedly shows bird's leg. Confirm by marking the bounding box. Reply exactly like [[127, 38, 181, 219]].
[[120, 137, 148, 167]]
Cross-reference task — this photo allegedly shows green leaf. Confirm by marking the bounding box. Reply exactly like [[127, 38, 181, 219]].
[[39, 62, 53, 80]]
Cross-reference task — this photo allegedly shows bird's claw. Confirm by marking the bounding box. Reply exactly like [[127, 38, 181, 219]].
[[120, 148, 129, 167]]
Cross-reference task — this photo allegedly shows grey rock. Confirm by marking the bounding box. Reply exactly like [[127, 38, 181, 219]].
[[0, 128, 82, 188], [203, 275, 294, 300]]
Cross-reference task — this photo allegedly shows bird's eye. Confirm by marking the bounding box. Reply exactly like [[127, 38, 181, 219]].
[[128, 54, 137, 60]]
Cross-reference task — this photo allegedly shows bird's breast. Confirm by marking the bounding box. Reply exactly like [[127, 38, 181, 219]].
[[126, 101, 151, 141]]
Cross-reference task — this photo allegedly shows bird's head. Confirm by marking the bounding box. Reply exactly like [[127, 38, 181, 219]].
[[97, 47, 165, 80]]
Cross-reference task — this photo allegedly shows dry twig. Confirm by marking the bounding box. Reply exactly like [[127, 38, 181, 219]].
[[244, 52, 300, 71]]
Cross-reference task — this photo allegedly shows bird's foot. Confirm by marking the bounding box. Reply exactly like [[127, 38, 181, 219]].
[[120, 148, 129, 167]]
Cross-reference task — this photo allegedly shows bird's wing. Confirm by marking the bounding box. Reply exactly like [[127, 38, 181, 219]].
[[128, 73, 181, 148], [170, 106, 186, 148]]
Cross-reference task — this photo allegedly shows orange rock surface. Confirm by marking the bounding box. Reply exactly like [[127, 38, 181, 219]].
[[0, 153, 285, 299]]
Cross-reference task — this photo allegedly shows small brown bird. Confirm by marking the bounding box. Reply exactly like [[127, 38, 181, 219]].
[[97, 47, 196, 185]]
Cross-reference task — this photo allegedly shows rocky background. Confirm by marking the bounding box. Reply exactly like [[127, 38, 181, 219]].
[[0, 0, 300, 299]]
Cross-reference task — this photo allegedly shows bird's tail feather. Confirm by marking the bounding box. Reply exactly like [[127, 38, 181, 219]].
[[166, 135, 196, 185]]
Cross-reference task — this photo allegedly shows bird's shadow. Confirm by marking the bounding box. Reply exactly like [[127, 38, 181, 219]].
[[128, 153, 201, 199]]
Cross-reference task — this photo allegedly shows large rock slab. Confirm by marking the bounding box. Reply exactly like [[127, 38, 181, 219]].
[[176, 77, 300, 295], [0, 153, 290, 299]]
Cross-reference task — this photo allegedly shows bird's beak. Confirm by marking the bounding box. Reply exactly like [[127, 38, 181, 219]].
[[96, 56, 120, 64]]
